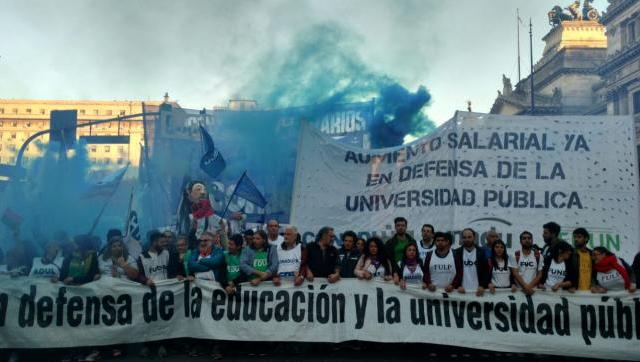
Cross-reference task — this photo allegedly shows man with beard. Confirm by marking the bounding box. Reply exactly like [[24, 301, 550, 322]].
[[416, 224, 435, 261], [510, 231, 543, 295], [570, 227, 594, 291], [541, 222, 562, 259], [385, 217, 416, 265], [422, 232, 461, 292], [454, 228, 489, 296]]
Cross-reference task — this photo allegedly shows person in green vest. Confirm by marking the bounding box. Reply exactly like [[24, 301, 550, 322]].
[[221, 234, 246, 294], [384, 217, 417, 269], [240, 229, 278, 286]]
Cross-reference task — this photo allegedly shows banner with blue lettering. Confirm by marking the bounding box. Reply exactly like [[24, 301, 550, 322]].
[[291, 112, 640, 259]]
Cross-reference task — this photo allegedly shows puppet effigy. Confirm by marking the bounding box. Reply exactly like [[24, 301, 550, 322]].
[[178, 181, 216, 248]]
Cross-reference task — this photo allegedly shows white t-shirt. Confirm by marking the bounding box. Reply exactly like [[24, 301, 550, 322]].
[[277, 243, 302, 280], [417, 240, 435, 261], [29, 256, 63, 279], [596, 265, 626, 290], [427, 250, 456, 288], [511, 251, 543, 285], [490, 259, 511, 288], [140, 250, 171, 281], [268, 234, 284, 247], [98, 255, 137, 280], [462, 248, 479, 290], [366, 260, 387, 280], [544, 259, 567, 289], [399, 261, 424, 284]]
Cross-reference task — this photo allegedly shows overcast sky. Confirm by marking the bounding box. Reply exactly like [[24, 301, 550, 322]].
[[0, 0, 608, 126]]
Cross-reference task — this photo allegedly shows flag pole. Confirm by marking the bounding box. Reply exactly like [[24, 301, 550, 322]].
[[123, 186, 134, 238], [221, 171, 246, 218]]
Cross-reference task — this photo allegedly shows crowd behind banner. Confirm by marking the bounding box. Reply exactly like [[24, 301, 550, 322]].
[[1, 216, 639, 361]]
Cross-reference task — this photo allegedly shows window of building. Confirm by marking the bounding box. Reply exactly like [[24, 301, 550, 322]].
[[629, 22, 636, 44], [10, 133, 16, 139], [12, 108, 17, 114], [0, 108, 4, 114], [119, 110, 126, 116], [105, 110, 113, 116], [11, 121, 17, 127], [25, 108, 31, 114], [40, 109, 45, 115], [80, 109, 86, 115], [105, 146, 110, 152], [118, 146, 124, 153], [0, 121, 3, 127], [90, 146, 97, 152], [104, 158, 111, 164], [94, 109, 99, 115], [26, 122, 31, 127]]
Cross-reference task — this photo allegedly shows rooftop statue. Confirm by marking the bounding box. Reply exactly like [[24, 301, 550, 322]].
[[548, 1, 600, 27]]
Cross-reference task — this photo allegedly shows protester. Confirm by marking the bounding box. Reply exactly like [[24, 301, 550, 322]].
[[571, 227, 594, 291], [338, 230, 360, 279], [137, 230, 183, 287], [221, 234, 246, 294], [541, 221, 562, 259], [454, 228, 489, 296], [384, 217, 416, 265], [266, 219, 284, 246], [417, 224, 435, 260], [355, 237, 393, 281], [356, 237, 366, 255], [306, 227, 340, 283], [175, 234, 192, 277], [28, 241, 63, 281], [393, 243, 424, 289], [539, 241, 576, 292], [240, 229, 278, 286], [243, 229, 254, 247], [60, 234, 100, 285], [422, 232, 461, 292], [483, 229, 499, 258], [510, 231, 543, 295], [487, 239, 514, 293], [274, 226, 306, 286], [188, 231, 224, 282], [590, 246, 636, 293], [98, 234, 138, 281]]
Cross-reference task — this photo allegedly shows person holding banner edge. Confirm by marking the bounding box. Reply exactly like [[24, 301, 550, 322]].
[[393, 243, 424, 289], [510, 231, 543, 295], [274, 226, 307, 286], [306, 227, 340, 283], [355, 237, 393, 282]]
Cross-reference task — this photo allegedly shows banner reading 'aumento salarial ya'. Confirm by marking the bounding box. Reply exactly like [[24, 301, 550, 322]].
[[291, 112, 640, 259], [0, 277, 638, 360]]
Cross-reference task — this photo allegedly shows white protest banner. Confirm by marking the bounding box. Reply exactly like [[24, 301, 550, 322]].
[[290, 112, 640, 259], [0, 276, 638, 360]]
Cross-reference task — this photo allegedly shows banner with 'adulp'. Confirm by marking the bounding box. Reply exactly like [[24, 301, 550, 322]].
[[290, 112, 640, 259]]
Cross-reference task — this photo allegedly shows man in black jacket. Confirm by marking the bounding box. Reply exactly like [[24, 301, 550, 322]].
[[338, 230, 360, 278], [306, 226, 340, 283], [454, 228, 489, 296]]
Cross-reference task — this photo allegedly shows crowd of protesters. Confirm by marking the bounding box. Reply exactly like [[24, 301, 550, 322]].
[[0, 217, 639, 361]]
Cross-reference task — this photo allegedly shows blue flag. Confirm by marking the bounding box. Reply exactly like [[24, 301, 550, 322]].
[[234, 172, 268, 208], [199, 125, 226, 178]]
